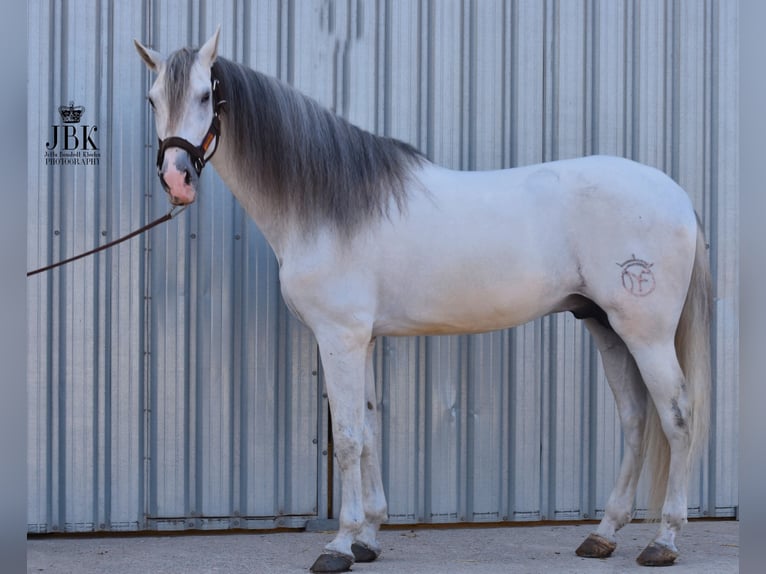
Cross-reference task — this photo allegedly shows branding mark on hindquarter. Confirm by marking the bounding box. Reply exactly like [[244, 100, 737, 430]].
[[618, 255, 656, 296]]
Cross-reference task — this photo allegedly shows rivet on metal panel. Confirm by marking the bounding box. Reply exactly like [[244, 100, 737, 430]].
[[53, 230, 60, 236], [101, 230, 107, 236], [190, 233, 196, 239], [312, 438, 318, 444], [322, 450, 328, 456], [235, 234, 241, 240]]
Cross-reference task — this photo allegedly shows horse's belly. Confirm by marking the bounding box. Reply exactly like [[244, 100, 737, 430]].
[[373, 306, 549, 337], [372, 267, 566, 336]]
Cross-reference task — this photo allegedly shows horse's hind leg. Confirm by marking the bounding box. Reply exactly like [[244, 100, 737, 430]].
[[351, 339, 387, 563], [576, 318, 648, 558], [628, 340, 693, 566]]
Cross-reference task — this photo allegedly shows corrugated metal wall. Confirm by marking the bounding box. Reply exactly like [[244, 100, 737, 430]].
[[28, 0, 738, 533]]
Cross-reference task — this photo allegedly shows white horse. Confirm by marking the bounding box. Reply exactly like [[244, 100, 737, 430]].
[[135, 28, 711, 572]]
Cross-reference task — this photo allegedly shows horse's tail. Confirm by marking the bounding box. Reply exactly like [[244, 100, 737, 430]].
[[643, 219, 712, 518]]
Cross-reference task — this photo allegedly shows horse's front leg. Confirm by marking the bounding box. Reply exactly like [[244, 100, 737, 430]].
[[351, 338, 387, 563], [310, 327, 373, 574]]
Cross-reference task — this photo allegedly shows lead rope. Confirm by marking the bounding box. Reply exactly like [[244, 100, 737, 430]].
[[26, 205, 188, 277]]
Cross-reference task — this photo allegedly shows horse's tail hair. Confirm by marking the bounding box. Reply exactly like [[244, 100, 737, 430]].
[[643, 219, 712, 519]]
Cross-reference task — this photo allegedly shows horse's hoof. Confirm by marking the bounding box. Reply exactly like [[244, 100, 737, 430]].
[[310, 551, 354, 573], [575, 533, 617, 558], [636, 542, 679, 566], [351, 542, 380, 563]]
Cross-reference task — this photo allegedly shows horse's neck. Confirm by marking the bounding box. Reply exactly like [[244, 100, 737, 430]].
[[210, 151, 290, 258]]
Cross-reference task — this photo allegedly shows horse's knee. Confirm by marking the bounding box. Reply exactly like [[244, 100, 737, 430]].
[[333, 427, 364, 471]]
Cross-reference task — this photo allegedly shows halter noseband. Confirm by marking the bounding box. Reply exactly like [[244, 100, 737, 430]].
[[156, 71, 226, 185]]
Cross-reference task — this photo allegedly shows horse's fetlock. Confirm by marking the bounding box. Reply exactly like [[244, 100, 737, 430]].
[[661, 512, 687, 530], [616, 511, 633, 530], [366, 502, 388, 524], [338, 513, 364, 535]]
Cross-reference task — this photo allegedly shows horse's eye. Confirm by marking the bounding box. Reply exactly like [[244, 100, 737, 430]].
[[201, 91, 211, 104]]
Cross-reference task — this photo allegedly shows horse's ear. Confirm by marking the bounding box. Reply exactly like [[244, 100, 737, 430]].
[[134, 39, 164, 73], [198, 25, 221, 68]]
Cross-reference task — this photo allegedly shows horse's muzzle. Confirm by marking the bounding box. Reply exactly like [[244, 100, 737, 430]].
[[159, 147, 198, 205]]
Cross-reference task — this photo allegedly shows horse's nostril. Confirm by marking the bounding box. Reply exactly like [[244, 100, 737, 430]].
[[184, 170, 192, 186]]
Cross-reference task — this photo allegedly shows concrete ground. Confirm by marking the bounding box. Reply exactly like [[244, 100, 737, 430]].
[[28, 519, 738, 574]]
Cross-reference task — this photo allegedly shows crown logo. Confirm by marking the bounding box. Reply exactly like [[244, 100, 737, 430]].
[[58, 101, 85, 124]]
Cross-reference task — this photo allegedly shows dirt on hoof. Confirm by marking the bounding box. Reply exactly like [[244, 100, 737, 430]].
[[636, 542, 679, 566], [575, 533, 617, 558], [351, 542, 380, 563], [310, 551, 354, 573]]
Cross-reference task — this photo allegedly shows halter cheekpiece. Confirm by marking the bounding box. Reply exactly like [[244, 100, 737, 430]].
[[156, 69, 226, 186]]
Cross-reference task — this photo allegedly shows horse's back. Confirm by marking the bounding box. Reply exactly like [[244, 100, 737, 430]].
[[415, 155, 693, 224]]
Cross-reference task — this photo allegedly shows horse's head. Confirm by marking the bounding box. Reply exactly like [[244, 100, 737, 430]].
[[134, 27, 222, 206]]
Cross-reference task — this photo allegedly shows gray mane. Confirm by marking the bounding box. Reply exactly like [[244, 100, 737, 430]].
[[164, 49, 425, 234]]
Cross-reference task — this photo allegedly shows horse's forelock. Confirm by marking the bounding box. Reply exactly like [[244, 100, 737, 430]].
[[163, 47, 199, 128]]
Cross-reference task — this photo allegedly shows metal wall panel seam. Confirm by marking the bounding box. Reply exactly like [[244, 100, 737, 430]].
[[710, 0, 739, 516]]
